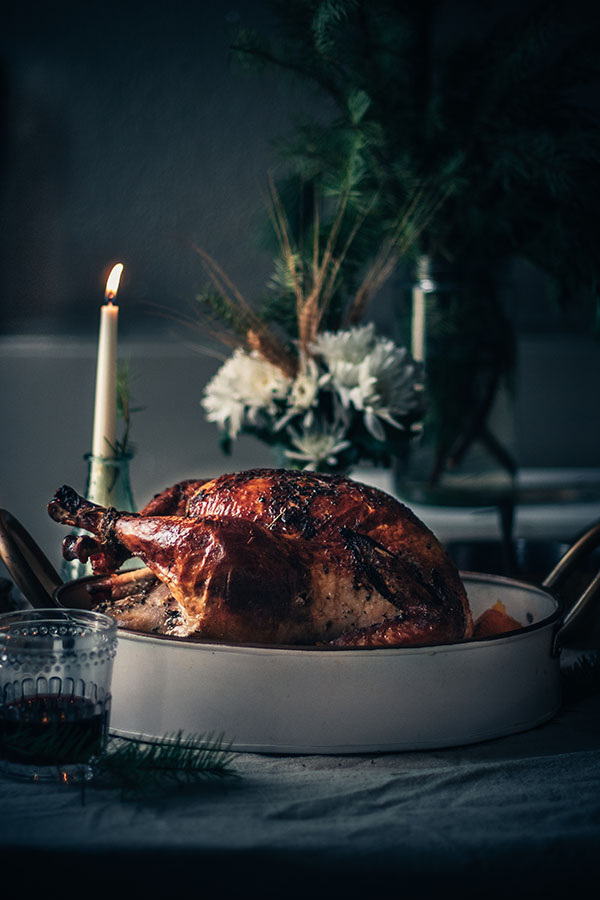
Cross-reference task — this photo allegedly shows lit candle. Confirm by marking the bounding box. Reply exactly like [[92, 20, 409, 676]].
[[91, 263, 123, 458]]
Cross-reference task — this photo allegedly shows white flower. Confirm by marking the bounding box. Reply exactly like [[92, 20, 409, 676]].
[[290, 356, 321, 412], [349, 339, 423, 440], [311, 324, 377, 408], [200, 323, 423, 466], [284, 420, 351, 471], [275, 354, 326, 431], [201, 348, 292, 438], [312, 324, 422, 441], [311, 322, 377, 367]]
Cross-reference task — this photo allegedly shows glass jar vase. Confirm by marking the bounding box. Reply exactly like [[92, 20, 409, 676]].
[[394, 255, 518, 507]]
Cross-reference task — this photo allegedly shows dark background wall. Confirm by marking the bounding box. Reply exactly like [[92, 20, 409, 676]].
[[0, 0, 319, 337], [2, 0, 596, 338], [2, 0, 599, 336]]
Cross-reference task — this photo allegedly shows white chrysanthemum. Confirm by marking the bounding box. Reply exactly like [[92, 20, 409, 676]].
[[349, 339, 422, 440], [312, 324, 422, 440], [284, 421, 351, 471], [275, 355, 327, 431], [311, 322, 377, 367], [201, 348, 292, 438], [311, 323, 378, 407]]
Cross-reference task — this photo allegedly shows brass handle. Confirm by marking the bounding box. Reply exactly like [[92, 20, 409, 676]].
[[0, 509, 63, 609]]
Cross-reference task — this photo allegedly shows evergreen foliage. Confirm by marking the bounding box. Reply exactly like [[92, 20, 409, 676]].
[[230, 0, 600, 325], [91, 731, 237, 800]]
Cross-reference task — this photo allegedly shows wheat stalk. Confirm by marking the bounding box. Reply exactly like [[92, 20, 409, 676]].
[[191, 173, 451, 373], [345, 181, 454, 325], [266, 173, 376, 355], [192, 240, 297, 377]]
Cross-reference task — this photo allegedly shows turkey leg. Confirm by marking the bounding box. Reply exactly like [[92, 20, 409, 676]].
[[48, 486, 314, 642]]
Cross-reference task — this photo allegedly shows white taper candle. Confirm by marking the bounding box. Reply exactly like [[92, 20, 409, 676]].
[[91, 264, 123, 458]]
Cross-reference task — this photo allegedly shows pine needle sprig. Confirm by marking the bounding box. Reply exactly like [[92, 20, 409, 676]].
[[312, 0, 359, 54], [90, 731, 238, 800], [195, 289, 253, 345]]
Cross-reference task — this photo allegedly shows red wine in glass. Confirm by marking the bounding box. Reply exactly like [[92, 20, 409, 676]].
[[0, 694, 109, 766]]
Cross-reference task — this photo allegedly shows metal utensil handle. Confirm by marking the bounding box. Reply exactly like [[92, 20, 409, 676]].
[[0, 509, 63, 609], [543, 521, 600, 649]]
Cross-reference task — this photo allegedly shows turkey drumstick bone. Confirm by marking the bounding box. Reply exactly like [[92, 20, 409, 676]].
[[48, 486, 132, 573]]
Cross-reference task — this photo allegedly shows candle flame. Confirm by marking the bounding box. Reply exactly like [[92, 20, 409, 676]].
[[105, 263, 124, 301]]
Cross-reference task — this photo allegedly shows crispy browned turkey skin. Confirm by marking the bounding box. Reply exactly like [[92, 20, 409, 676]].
[[48, 468, 472, 647]]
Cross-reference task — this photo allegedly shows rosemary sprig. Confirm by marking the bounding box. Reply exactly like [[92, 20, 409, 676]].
[[90, 731, 239, 800]]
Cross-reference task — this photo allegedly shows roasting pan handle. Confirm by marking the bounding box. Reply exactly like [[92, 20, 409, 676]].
[[543, 521, 600, 649], [0, 509, 63, 609]]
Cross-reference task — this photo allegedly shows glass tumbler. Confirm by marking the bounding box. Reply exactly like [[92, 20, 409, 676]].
[[0, 608, 118, 782]]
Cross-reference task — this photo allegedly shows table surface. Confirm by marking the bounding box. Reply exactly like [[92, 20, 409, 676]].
[[2, 649, 600, 900]]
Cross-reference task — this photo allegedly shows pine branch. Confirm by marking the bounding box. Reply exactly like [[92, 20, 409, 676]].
[[312, 0, 359, 54], [232, 0, 600, 311], [229, 21, 348, 109], [90, 731, 238, 800]]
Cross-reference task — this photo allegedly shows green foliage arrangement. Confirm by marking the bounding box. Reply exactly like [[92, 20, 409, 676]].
[[230, 0, 600, 320], [226, 0, 600, 489], [195, 178, 427, 473]]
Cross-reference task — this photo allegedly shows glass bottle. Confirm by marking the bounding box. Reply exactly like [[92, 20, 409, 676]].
[[394, 254, 517, 507]]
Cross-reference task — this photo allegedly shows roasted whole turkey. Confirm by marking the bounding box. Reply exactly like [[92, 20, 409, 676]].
[[48, 468, 473, 647]]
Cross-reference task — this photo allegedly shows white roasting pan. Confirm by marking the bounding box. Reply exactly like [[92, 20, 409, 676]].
[[1, 510, 599, 754]]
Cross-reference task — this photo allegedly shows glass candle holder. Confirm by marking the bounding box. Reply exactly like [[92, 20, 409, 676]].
[[0, 608, 118, 782]]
